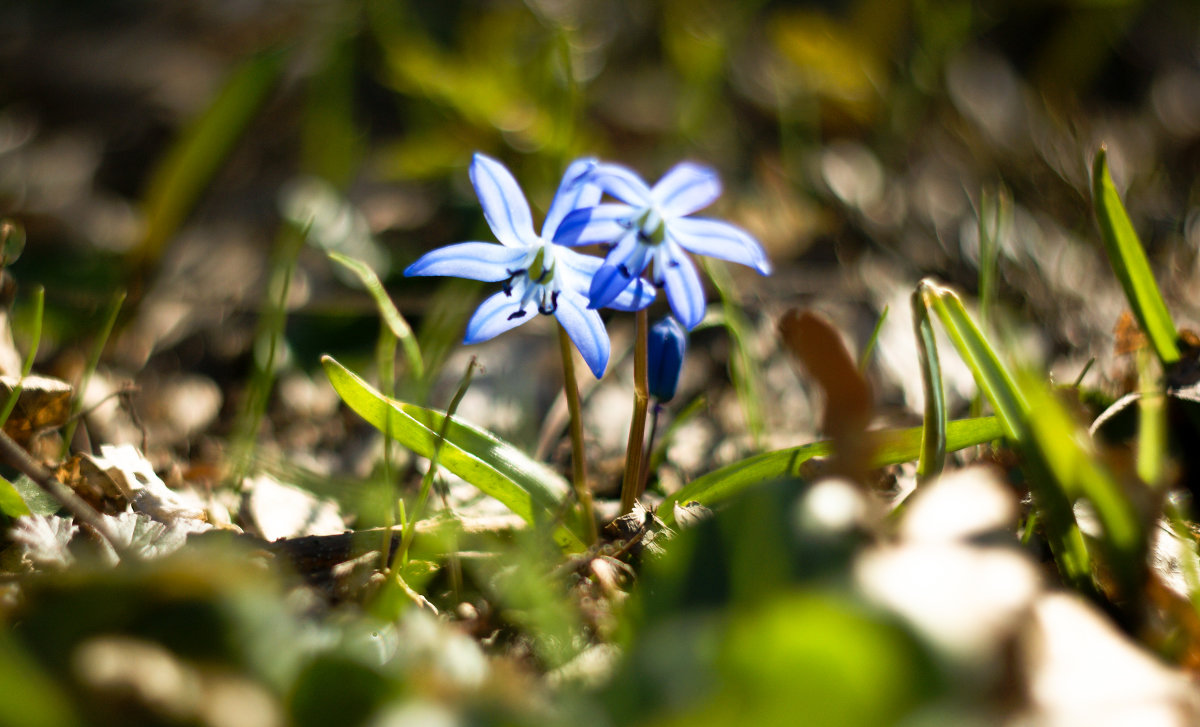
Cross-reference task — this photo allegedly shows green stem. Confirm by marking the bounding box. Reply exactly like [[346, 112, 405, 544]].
[[558, 324, 597, 544], [620, 309, 650, 514]]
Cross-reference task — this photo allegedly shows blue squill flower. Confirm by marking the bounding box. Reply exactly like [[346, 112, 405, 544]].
[[557, 161, 771, 329], [405, 153, 655, 378], [647, 316, 687, 402]]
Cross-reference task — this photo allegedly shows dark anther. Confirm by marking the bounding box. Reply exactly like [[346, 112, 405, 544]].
[[669, 260, 680, 268], [538, 291, 560, 315], [637, 230, 652, 243], [505, 267, 526, 276], [503, 282, 513, 296], [507, 309, 528, 321], [534, 268, 550, 283], [618, 264, 631, 278]]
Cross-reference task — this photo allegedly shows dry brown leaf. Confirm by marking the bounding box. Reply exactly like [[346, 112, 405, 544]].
[[0, 374, 73, 445]]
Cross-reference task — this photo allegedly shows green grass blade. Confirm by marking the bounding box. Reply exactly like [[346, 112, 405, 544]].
[[1136, 350, 1167, 490], [328, 251, 424, 381], [136, 48, 287, 268], [658, 416, 1004, 527], [703, 259, 765, 447], [919, 279, 1027, 441], [1021, 373, 1146, 600], [920, 279, 1094, 592], [911, 288, 945, 480], [858, 305, 888, 372], [322, 355, 585, 551], [60, 290, 123, 456], [1092, 146, 1180, 366], [0, 285, 43, 430]]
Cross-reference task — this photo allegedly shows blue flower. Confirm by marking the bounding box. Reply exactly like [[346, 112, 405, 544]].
[[557, 161, 771, 330], [647, 316, 687, 402], [404, 153, 655, 378]]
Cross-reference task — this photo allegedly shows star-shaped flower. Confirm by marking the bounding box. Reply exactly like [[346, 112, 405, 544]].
[[557, 161, 771, 329], [404, 153, 655, 378]]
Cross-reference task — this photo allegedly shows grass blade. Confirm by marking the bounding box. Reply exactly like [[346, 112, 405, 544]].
[[658, 416, 1004, 527], [858, 305, 888, 372], [919, 279, 1094, 592], [911, 288, 945, 480], [135, 48, 287, 270], [328, 251, 425, 381], [1092, 146, 1180, 366], [322, 355, 586, 551], [0, 285, 43, 430]]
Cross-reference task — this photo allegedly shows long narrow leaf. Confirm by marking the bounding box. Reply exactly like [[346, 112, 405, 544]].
[[329, 251, 424, 380], [322, 355, 586, 550], [919, 279, 1027, 441], [920, 280, 1093, 592], [136, 48, 287, 268], [1092, 147, 1180, 366], [911, 287, 946, 480], [658, 416, 1004, 527]]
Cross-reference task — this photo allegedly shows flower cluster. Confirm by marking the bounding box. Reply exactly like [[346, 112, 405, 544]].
[[405, 153, 770, 377]]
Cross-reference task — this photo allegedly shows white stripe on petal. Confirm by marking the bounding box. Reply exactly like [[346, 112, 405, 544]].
[[662, 253, 707, 329], [404, 242, 530, 282], [470, 153, 537, 248], [653, 162, 722, 217], [463, 290, 534, 344], [668, 217, 771, 274]]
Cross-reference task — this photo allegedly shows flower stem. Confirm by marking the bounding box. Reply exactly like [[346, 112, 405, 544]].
[[558, 323, 598, 544], [620, 308, 651, 514]]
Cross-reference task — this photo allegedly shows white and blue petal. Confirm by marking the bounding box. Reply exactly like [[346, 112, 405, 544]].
[[554, 204, 634, 246], [668, 217, 772, 274], [558, 249, 654, 311], [404, 242, 530, 282], [463, 289, 534, 344], [661, 251, 707, 329], [553, 290, 610, 378], [589, 163, 654, 207], [543, 157, 600, 239], [469, 153, 537, 248], [652, 162, 722, 217]]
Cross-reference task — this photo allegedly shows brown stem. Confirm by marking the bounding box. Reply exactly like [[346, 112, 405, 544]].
[[0, 428, 126, 555], [558, 324, 597, 544], [619, 308, 650, 514]]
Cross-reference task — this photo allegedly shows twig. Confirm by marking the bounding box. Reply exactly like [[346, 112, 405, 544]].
[[0, 427, 127, 555]]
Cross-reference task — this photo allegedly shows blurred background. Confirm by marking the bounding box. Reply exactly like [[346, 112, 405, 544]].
[[1, 0, 1200, 471]]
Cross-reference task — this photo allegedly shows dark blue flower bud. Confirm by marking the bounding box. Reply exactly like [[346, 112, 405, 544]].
[[647, 316, 687, 402]]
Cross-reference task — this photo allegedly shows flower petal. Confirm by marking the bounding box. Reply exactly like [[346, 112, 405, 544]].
[[589, 163, 653, 206], [470, 153, 537, 248], [587, 229, 647, 309], [607, 276, 657, 312], [463, 289, 533, 344], [543, 157, 600, 239], [652, 162, 721, 217], [561, 250, 657, 311], [554, 291, 610, 378], [554, 204, 633, 246], [668, 217, 772, 274], [661, 251, 707, 329], [404, 242, 530, 281]]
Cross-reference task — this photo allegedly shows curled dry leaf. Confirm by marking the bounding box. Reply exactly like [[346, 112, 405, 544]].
[[0, 375, 72, 445]]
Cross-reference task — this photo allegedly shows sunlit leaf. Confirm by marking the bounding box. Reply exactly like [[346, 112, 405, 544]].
[[1091, 147, 1180, 366], [911, 287, 946, 480], [0, 476, 30, 518], [328, 252, 424, 381], [322, 355, 585, 551], [658, 416, 1004, 527]]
